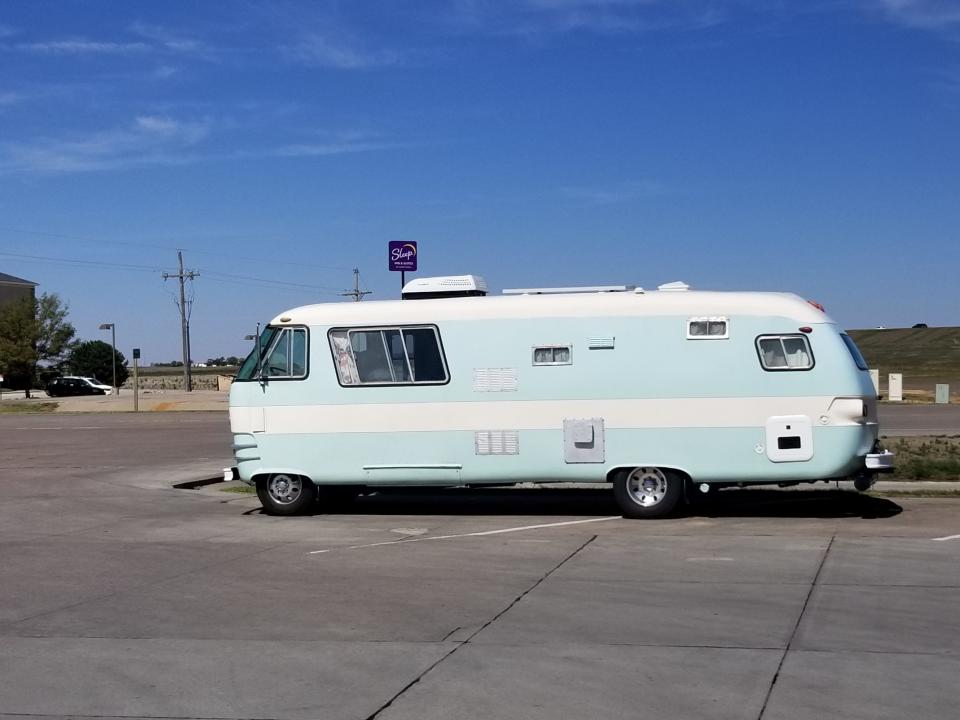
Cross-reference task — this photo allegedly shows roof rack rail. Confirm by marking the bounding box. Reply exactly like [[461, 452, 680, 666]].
[[502, 285, 640, 296]]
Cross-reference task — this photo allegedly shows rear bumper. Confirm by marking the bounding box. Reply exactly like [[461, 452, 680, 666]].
[[866, 450, 895, 473]]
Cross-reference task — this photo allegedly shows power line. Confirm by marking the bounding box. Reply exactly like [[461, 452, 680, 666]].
[[203, 276, 343, 296], [204, 270, 344, 292], [0, 251, 163, 272], [0, 251, 348, 292], [0, 225, 353, 271]]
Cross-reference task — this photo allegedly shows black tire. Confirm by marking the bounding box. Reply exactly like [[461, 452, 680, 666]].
[[612, 467, 683, 519], [256, 473, 317, 516]]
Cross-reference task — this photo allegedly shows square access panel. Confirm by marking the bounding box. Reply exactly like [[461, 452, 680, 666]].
[[563, 417, 605, 463]]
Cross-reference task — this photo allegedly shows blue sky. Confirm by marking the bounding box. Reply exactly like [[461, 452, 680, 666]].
[[1, 0, 958, 363]]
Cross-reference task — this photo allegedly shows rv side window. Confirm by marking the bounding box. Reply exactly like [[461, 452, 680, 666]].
[[532, 345, 572, 365], [688, 317, 728, 339], [756, 335, 814, 371], [329, 326, 448, 386], [263, 327, 308, 379]]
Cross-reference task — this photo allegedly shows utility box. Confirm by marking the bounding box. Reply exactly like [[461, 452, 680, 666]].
[[563, 418, 605, 463], [889, 374, 903, 402], [936, 384, 950, 404]]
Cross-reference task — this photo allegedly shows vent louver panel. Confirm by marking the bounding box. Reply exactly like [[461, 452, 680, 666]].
[[475, 430, 520, 455], [473, 368, 519, 392]]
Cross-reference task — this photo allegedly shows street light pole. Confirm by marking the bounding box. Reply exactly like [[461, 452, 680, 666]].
[[99, 323, 118, 396]]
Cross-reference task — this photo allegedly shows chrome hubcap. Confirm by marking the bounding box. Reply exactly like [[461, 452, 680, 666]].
[[267, 474, 302, 505], [625, 467, 668, 507]]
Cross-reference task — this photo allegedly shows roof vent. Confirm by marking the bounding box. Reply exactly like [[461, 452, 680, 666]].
[[657, 281, 690, 292], [402, 275, 489, 300]]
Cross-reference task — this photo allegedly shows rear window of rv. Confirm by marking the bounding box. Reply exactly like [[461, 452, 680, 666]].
[[840, 333, 869, 371], [756, 335, 814, 371], [329, 326, 448, 386]]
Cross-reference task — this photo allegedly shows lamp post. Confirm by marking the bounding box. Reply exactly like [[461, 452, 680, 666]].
[[99, 323, 117, 396]]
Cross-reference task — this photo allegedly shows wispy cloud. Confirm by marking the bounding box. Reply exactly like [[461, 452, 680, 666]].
[[441, 0, 725, 37], [281, 33, 401, 69], [11, 39, 151, 55], [872, 0, 960, 29], [0, 91, 22, 108], [560, 179, 669, 205], [0, 115, 212, 174], [129, 21, 218, 59], [272, 139, 400, 157], [152, 65, 180, 80]]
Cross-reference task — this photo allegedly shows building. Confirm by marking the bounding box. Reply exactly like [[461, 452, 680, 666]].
[[0, 272, 37, 308]]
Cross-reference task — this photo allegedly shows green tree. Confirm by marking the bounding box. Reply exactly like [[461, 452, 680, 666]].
[[0, 297, 37, 395], [36, 294, 76, 371], [69, 340, 129, 388], [0, 292, 76, 397]]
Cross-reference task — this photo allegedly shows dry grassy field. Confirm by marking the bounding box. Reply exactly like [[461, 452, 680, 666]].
[[848, 327, 960, 400]]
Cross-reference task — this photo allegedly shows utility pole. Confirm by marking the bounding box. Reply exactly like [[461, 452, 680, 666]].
[[340, 268, 371, 302], [162, 251, 199, 392]]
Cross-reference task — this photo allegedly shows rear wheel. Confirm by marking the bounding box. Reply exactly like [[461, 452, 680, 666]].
[[613, 467, 683, 519], [256, 473, 317, 516]]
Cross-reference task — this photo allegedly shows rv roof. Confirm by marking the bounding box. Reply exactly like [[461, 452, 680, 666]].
[[271, 289, 832, 326]]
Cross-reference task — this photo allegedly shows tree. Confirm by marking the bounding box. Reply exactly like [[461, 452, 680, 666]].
[[0, 297, 37, 395], [69, 340, 129, 388], [36, 294, 76, 371], [0, 292, 76, 397]]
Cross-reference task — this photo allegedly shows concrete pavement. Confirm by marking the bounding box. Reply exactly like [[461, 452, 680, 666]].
[[0, 413, 959, 720]]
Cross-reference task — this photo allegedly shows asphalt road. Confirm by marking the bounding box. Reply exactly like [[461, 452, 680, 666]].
[[0, 412, 958, 720], [878, 403, 960, 436]]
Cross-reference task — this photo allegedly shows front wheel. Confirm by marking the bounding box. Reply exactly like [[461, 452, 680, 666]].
[[612, 467, 683, 519], [257, 473, 317, 516]]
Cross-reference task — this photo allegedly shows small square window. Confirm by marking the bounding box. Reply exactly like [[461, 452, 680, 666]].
[[532, 345, 573, 366], [687, 317, 728, 339]]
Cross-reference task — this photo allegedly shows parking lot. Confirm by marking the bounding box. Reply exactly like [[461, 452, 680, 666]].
[[1, 412, 958, 720]]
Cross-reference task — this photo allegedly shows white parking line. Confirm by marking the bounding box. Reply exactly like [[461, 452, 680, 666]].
[[932, 534, 960, 542], [308, 516, 620, 555]]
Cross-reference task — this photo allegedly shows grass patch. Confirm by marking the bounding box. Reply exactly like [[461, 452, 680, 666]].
[[884, 436, 960, 481], [0, 401, 58, 414], [220, 485, 255, 494], [848, 327, 960, 380]]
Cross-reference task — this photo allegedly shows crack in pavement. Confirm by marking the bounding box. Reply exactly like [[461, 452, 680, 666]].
[[363, 534, 598, 720], [757, 533, 835, 720]]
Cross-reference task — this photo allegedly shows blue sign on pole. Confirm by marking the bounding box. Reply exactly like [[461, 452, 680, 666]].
[[389, 241, 418, 272]]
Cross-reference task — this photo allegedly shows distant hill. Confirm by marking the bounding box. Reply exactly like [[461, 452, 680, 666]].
[[847, 327, 960, 380]]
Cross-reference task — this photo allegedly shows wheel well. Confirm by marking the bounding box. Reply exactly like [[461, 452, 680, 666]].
[[252, 471, 314, 486], [606, 465, 693, 483]]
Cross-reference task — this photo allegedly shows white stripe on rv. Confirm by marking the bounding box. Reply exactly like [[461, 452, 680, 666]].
[[231, 396, 868, 435]]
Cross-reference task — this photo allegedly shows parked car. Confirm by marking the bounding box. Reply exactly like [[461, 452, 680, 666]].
[[46, 376, 112, 397]]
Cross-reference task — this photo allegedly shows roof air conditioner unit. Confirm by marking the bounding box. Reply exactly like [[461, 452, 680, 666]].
[[401, 275, 489, 300]]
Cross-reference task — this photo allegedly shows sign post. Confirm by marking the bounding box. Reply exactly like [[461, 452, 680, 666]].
[[388, 241, 418, 294], [132, 348, 140, 413], [0, 373, 4, 401]]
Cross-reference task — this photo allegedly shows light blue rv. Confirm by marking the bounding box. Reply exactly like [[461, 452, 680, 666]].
[[229, 276, 893, 518]]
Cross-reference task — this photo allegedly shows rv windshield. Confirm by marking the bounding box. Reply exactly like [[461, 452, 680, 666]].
[[235, 326, 280, 381]]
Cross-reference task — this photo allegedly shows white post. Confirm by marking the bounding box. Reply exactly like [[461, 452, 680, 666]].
[[869, 369, 880, 396], [888, 373, 903, 402], [935, 384, 949, 404]]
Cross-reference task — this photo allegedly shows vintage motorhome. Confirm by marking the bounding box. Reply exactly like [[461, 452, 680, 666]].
[[229, 276, 893, 518]]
